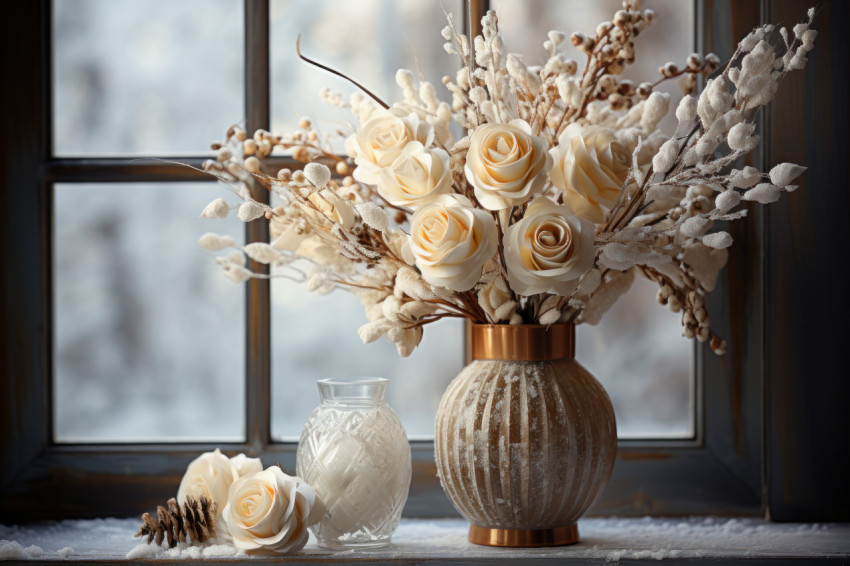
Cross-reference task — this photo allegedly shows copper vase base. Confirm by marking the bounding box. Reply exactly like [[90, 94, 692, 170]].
[[468, 524, 579, 547]]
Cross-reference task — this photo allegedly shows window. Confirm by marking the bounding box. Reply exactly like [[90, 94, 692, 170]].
[[3, 0, 847, 523]]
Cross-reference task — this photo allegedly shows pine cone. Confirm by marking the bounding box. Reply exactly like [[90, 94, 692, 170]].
[[134, 496, 218, 548]]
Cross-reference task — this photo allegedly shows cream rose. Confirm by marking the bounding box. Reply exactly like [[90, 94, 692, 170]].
[[346, 108, 435, 185], [504, 197, 596, 296], [176, 449, 262, 519], [409, 194, 497, 291], [230, 453, 264, 477], [222, 467, 325, 554], [549, 123, 630, 224], [377, 142, 452, 208], [464, 119, 553, 210]]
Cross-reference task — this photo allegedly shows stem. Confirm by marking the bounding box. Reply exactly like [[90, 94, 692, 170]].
[[296, 35, 389, 110]]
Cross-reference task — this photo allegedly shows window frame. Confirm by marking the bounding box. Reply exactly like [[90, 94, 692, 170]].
[[3, 0, 846, 523]]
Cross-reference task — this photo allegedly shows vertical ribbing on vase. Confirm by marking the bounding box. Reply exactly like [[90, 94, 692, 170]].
[[499, 364, 513, 522], [434, 358, 617, 530], [480, 371, 501, 524], [527, 364, 549, 526], [436, 366, 467, 519]]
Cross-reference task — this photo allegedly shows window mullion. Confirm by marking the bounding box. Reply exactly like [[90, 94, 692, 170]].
[[464, 0, 488, 37], [244, 0, 271, 452]]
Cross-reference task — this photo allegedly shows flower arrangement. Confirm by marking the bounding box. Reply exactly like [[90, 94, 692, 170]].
[[199, 2, 817, 358]]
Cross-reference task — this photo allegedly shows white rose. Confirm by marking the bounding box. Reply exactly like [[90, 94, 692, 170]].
[[409, 194, 498, 291], [504, 197, 596, 296], [230, 453, 263, 477], [176, 449, 243, 518], [222, 467, 325, 554], [549, 123, 630, 224], [346, 108, 435, 185], [377, 142, 452, 208], [464, 119, 553, 210]]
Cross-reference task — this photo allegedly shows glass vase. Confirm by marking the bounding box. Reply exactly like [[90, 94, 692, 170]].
[[296, 378, 411, 549]]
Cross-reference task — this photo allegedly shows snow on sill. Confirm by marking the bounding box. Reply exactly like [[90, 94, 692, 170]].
[[1, 517, 848, 563]]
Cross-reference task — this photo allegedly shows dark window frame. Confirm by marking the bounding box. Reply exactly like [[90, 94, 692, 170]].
[[2, 0, 847, 523]]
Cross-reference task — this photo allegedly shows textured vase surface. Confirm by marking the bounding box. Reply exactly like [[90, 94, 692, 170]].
[[296, 378, 411, 549], [434, 324, 617, 547]]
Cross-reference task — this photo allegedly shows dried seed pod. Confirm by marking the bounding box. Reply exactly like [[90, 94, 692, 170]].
[[244, 156, 260, 174], [636, 81, 653, 98], [617, 79, 635, 95], [292, 146, 311, 163], [608, 93, 626, 110], [660, 62, 679, 78], [614, 10, 630, 27], [607, 59, 625, 74], [686, 53, 703, 70]]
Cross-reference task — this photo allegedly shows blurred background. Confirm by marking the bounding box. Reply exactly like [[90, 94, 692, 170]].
[[52, 0, 694, 443]]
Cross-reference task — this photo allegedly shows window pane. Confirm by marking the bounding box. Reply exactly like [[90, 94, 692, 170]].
[[491, 0, 696, 438], [53, 0, 244, 156], [579, 278, 694, 438], [270, 0, 461, 152], [271, 279, 464, 441], [53, 183, 245, 442]]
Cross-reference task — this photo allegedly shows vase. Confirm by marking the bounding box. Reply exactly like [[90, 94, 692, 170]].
[[434, 324, 617, 547], [296, 378, 411, 549]]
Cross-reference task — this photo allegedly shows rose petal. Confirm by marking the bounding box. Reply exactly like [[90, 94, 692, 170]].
[[505, 197, 595, 296]]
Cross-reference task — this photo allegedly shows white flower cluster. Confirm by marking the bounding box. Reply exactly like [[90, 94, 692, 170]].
[[199, 2, 816, 356]]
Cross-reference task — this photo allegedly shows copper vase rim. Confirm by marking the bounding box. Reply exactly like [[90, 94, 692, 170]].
[[469, 323, 575, 361]]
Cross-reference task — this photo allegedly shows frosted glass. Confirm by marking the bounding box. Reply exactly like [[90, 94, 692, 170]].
[[53, 0, 243, 156], [53, 183, 245, 442]]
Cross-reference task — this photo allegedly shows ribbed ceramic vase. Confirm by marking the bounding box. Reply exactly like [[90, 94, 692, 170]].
[[434, 324, 617, 547]]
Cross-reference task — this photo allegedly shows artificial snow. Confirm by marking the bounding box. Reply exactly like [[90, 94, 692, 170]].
[[0, 541, 29, 560], [0, 517, 848, 561], [124, 542, 161, 560], [125, 537, 242, 560]]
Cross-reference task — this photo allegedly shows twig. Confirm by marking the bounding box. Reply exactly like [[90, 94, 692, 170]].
[[296, 35, 389, 110]]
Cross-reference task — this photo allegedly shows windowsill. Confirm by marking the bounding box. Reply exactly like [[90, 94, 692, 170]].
[[1, 517, 848, 564]]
